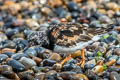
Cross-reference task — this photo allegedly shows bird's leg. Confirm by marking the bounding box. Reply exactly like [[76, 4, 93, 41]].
[[60, 54, 71, 66], [76, 48, 85, 68], [81, 48, 85, 68]]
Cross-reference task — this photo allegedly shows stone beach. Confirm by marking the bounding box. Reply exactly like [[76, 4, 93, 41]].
[[0, 0, 120, 80]]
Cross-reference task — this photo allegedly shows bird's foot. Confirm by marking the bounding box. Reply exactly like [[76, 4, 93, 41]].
[[76, 48, 85, 68]]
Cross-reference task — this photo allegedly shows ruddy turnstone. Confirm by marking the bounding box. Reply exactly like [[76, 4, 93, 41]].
[[27, 22, 112, 68]]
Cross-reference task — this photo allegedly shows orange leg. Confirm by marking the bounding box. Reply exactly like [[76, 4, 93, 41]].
[[76, 48, 85, 68], [60, 54, 71, 66]]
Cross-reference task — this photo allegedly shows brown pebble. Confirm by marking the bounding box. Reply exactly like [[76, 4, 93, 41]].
[[74, 74, 89, 80], [49, 53, 61, 62], [1, 48, 16, 54], [105, 59, 116, 66], [32, 57, 42, 65], [48, 0, 62, 7]]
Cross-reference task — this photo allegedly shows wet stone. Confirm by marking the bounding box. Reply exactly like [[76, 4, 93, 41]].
[[0, 75, 10, 80], [2, 52, 15, 57], [34, 72, 45, 80], [110, 72, 120, 80], [62, 63, 77, 71], [67, 1, 78, 12], [24, 47, 37, 58], [60, 71, 76, 80], [0, 54, 8, 62], [108, 55, 118, 61], [0, 33, 7, 42], [20, 57, 36, 69], [11, 53, 27, 60], [0, 65, 12, 74], [108, 66, 120, 72], [99, 15, 111, 23], [18, 70, 34, 80], [45, 70, 59, 80], [7, 59, 25, 72], [42, 59, 56, 67], [114, 48, 120, 55], [116, 57, 120, 65], [48, 53, 61, 62], [2, 71, 16, 79]]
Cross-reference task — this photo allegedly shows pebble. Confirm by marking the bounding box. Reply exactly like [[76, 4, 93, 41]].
[[110, 72, 120, 80], [67, 1, 78, 12], [42, 59, 56, 67], [60, 71, 76, 80], [1, 48, 16, 54], [0, 33, 7, 42], [62, 63, 77, 71], [18, 70, 34, 80], [34, 72, 45, 80], [85, 59, 96, 69], [0, 54, 8, 62], [99, 15, 111, 23], [92, 65, 104, 74], [48, 53, 61, 62], [26, 19, 40, 30], [116, 57, 120, 65], [0, 65, 12, 74], [108, 55, 118, 61], [106, 2, 119, 11], [32, 57, 42, 65], [45, 70, 59, 80], [114, 48, 120, 55], [2, 52, 15, 57], [7, 59, 25, 72], [24, 47, 37, 58], [0, 0, 119, 80], [11, 53, 27, 60], [20, 57, 36, 69]]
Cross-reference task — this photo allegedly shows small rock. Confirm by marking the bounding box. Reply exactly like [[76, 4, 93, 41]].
[[2, 71, 16, 79], [92, 65, 104, 74], [32, 57, 42, 65], [7, 59, 25, 72], [1, 48, 16, 54], [48, 53, 61, 62], [85, 59, 96, 69], [0, 54, 8, 62], [41, 7, 52, 15], [26, 19, 40, 30], [0, 65, 12, 74], [18, 70, 34, 80], [114, 48, 120, 55], [11, 53, 27, 60], [110, 72, 120, 80], [3, 1, 21, 15], [20, 57, 36, 69], [45, 70, 59, 80], [42, 59, 56, 67], [0, 33, 7, 42], [108, 55, 118, 61], [67, 1, 78, 12], [116, 57, 120, 65], [62, 63, 77, 71], [34, 72, 45, 80], [24, 47, 37, 58], [106, 2, 119, 11], [73, 74, 89, 80], [48, 0, 62, 7], [99, 15, 111, 23], [60, 71, 76, 80], [2, 52, 15, 57]]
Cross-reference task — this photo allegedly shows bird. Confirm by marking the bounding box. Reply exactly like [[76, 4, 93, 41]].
[[27, 22, 113, 68]]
